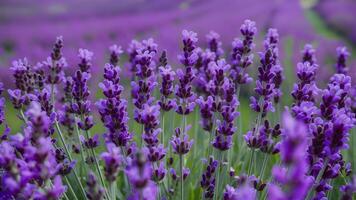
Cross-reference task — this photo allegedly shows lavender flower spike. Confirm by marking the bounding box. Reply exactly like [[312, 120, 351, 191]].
[[335, 46, 349, 74], [268, 111, 312, 200]]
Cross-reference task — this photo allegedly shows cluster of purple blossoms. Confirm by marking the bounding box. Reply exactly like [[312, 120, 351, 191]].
[[223, 175, 258, 200], [200, 156, 219, 199], [45, 36, 67, 85], [97, 46, 134, 151], [245, 29, 282, 153], [1, 20, 355, 200], [306, 71, 355, 198], [0, 102, 66, 199], [158, 51, 176, 112], [249, 28, 280, 118], [86, 172, 105, 200], [230, 19, 256, 87], [268, 111, 312, 200], [125, 152, 157, 200], [8, 58, 41, 110]]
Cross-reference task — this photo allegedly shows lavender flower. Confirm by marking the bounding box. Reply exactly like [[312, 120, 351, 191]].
[[268, 111, 312, 200], [175, 30, 198, 115], [335, 46, 349, 74], [201, 156, 218, 199], [0, 82, 4, 125], [126, 152, 157, 200], [171, 126, 194, 155], [86, 172, 105, 200], [109, 44, 123, 66], [223, 184, 256, 200], [101, 143, 122, 182], [0, 102, 64, 199], [301, 44, 316, 65], [158, 58, 176, 112], [340, 176, 356, 200], [230, 19, 256, 86], [206, 31, 224, 59], [45, 36, 67, 85]]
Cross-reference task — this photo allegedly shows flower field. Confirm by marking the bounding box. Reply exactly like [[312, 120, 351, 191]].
[[0, 1, 355, 200]]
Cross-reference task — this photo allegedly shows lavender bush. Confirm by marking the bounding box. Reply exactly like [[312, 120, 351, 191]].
[[0, 20, 355, 200]]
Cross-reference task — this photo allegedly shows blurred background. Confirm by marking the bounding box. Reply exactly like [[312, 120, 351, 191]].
[[0, 0, 355, 84]]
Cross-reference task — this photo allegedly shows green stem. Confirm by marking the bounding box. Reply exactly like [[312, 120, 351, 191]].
[[179, 154, 184, 200], [248, 150, 255, 175], [214, 151, 223, 200], [20, 109, 28, 124], [161, 112, 165, 145], [64, 176, 79, 200], [259, 155, 269, 180], [55, 122, 86, 199]]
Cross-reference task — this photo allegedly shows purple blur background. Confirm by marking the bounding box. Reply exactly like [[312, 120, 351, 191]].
[[0, 0, 355, 86]]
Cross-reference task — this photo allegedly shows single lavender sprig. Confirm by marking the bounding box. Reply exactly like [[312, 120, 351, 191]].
[[206, 31, 224, 60], [268, 111, 313, 200], [301, 44, 317, 65], [126, 151, 158, 200], [230, 19, 256, 89], [0, 82, 5, 126], [335, 46, 349, 74], [200, 156, 219, 199], [174, 29, 198, 200], [158, 51, 176, 145], [97, 46, 134, 156], [306, 74, 355, 199]]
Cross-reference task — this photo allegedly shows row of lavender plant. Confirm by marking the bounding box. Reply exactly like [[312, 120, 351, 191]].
[[0, 20, 355, 200]]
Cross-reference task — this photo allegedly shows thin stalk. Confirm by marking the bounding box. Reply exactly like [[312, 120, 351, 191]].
[[161, 112, 165, 145], [64, 176, 79, 200], [110, 181, 116, 200], [248, 149, 255, 175], [20, 109, 28, 124], [55, 122, 86, 199], [179, 154, 184, 200], [85, 129, 110, 200], [259, 155, 269, 180], [214, 151, 223, 200], [306, 158, 329, 200], [49, 82, 86, 200], [74, 123, 87, 168]]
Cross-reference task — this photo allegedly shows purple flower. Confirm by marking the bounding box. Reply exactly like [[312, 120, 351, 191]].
[[230, 19, 256, 86], [80, 133, 100, 149], [340, 176, 356, 200], [86, 172, 105, 200], [153, 162, 166, 182], [206, 31, 224, 59], [201, 156, 218, 199], [158, 63, 176, 112], [45, 36, 67, 85], [109, 44, 123, 66], [0, 82, 5, 125], [197, 96, 214, 131], [268, 111, 312, 200], [335, 46, 349, 74], [250, 31, 281, 118], [223, 184, 256, 200], [171, 126, 194, 155], [126, 152, 157, 200], [34, 175, 66, 200], [78, 48, 93, 72], [101, 143, 122, 182], [301, 44, 316, 65], [144, 144, 166, 162]]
